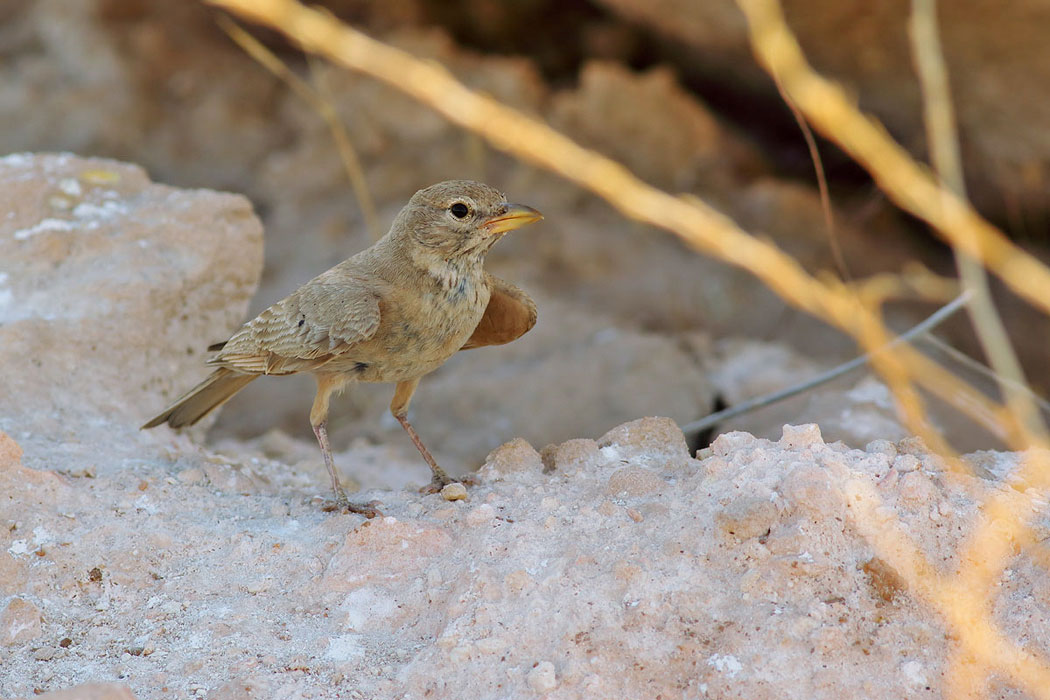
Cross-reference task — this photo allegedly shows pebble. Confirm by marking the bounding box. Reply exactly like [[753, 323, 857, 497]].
[[33, 646, 56, 661], [780, 423, 824, 448], [441, 483, 468, 501], [527, 661, 557, 692]]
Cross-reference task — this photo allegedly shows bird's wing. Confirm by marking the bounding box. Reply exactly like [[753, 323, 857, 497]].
[[460, 272, 537, 350], [210, 277, 382, 374]]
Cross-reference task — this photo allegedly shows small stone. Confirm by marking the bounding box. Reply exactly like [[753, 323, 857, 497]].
[[33, 683, 136, 700], [897, 437, 929, 456], [176, 467, 205, 484], [481, 438, 544, 477], [476, 636, 506, 654], [598, 417, 689, 460], [716, 497, 778, 540], [245, 580, 269, 594], [605, 466, 665, 497], [540, 439, 600, 473], [440, 483, 468, 501], [1, 597, 42, 645], [527, 661, 558, 692], [0, 431, 24, 468], [780, 424, 823, 448], [202, 463, 257, 494], [449, 643, 473, 663], [34, 645, 56, 660], [865, 439, 898, 457], [504, 570, 533, 594], [464, 503, 495, 525], [893, 454, 921, 473], [709, 431, 757, 457], [778, 465, 841, 517]]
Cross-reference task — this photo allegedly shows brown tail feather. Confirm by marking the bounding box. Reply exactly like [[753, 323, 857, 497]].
[[141, 368, 257, 429]]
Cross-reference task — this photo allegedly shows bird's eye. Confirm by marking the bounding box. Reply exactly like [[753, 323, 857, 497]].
[[449, 202, 470, 219]]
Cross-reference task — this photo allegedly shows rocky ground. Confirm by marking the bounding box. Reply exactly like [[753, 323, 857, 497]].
[[3, 2, 1050, 697], [8, 407, 1050, 700], [2, 155, 1048, 699]]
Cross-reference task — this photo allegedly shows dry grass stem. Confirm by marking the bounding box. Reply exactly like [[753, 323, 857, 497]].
[[771, 72, 845, 281], [909, 0, 1045, 442], [305, 54, 382, 240], [734, 0, 1050, 322], [217, 15, 380, 240], [908, 3, 1050, 692], [681, 292, 970, 436], [921, 334, 1050, 418]]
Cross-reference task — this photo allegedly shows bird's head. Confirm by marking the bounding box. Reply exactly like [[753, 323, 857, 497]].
[[392, 180, 543, 262]]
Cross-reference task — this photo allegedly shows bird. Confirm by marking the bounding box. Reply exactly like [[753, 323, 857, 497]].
[[142, 180, 542, 516]]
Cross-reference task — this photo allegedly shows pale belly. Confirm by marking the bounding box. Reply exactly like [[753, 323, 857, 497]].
[[326, 283, 489, 383]]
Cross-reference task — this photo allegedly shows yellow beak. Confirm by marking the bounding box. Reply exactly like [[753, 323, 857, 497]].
[[484, 203, 543, 235]]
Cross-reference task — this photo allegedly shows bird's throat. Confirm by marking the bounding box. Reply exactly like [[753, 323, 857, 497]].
[[429, 257, 484, 301]]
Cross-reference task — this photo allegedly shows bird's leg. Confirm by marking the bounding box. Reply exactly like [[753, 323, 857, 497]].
[[390, 378, 456, 493], [311, 374, 380, 517]]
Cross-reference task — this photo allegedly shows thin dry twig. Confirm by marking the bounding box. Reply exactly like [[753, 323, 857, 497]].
[[217, 15, 381, 240], [681, 292, 970, 437], [910, 2, 1049, 693], [734, 0, 1050, 321], [909, 0, 1045, 441], [771, 72, 846, 281], [920, 334, 1050, 418], [305, 53, 382, 240]]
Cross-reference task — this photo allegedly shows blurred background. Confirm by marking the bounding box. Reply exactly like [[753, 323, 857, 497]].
[[5, 0, 1048, 464]]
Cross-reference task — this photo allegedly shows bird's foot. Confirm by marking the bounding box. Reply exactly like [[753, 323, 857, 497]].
[[320, 489, 383, 518], [420, 470, 478, 495]]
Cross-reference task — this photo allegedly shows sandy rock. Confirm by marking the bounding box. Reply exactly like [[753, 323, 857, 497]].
[[0, 432, 23, 468], [0, 153, 262, 471], [0, 412, 1048, 698], [0, 598, 42, 646], [479, 438, 544, 479], [539, 438, 600, 474], [598, 416, 691, 460], [31, 684, 137, 700], [526, 660, 558, 692], [549, 61, 762, 192]]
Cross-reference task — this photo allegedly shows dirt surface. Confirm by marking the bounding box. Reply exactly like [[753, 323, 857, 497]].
[[4, 411, 1048, 699]]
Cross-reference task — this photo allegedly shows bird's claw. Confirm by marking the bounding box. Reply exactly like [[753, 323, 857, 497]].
[[321, 491, 383, 518], [420, 472, 478, 495]]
